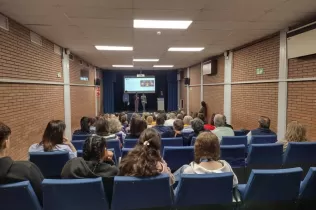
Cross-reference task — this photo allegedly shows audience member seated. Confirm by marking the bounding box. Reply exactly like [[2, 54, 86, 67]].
[[164, 113, 176, 126], [182, 116, 194, 133], [204, 115, 216, 131], [61, 135, 118, 178], [174, 132, 238, 187], [125, 117, 147, 139], [0, 122, 44, 204], [152, 115, 157, 126], [88, 117, 97, 133], [223, 115, 233, 129], [247, 116, 276, 144], [191, 118, 206, 137], [95, 118, 116, 140], [212, 114, 234, 142], [109, 118, 126, 142], [173, 119, 184, 137], [153, 114, 174, 138], [177, 114, 184, 120], [119, 128, 175, 184], [73, 117, 91, 135], [119, 113, 128, 129], [29, 120, 77, 159], [146, 116, 154, 128], [277, 121, 308, 152]]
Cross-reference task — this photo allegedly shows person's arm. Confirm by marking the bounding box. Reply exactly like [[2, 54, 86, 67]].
[[63, 137, 77, 153], [27, 163, 44, 205], [246, 131, 252, 144]]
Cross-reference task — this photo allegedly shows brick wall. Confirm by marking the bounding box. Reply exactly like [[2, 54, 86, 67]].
[[287, 55, 316, 140], [189, 64, 201, 115], [231, 35, 280, 131]]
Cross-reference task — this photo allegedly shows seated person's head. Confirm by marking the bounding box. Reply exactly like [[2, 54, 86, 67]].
[[95, 118, 110, 136], [0, 122, 11, 154], [142, 112, 150, 120], [119, 128, 162, 176], [173, 119, 184, 132], [183, 116, 193, 125], [258, 116, 271, 129], [168, 113, 176, 120], [108, 118, 122, 134], [285, 121, 307, 143], [83, 135, 111, 162], [194, 132, 220, 163], [198, 113, 205, 122], [156, 114, 166, 126], [119, 114, 127, 125], [146, 116, 153, 125], [80, 117, 90, 132], [191, 118, 205, 134], [130, 118, 147, 137], [214, 114, 226, 127], [177, 114, 184, 120], [152, 115, 157, 122], [89, 117, 96, 126], [41, 120, 66, 151]]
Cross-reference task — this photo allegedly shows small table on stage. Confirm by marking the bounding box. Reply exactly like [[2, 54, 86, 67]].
[[157, 97, 164, 111]]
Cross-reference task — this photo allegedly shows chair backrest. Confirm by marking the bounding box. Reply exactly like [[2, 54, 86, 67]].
[[250, 135, 277, 144], [111, 174, 172, 210], [77, 150, 83, 157], [42, 177, 108, 210], [234, 130, 246, 136], [243, 167, 302, 201], [221, 136, 247, 147], [29, 151, 69, 178], [106, 140, 121, 160], [121, 148, 132, 158], [163, 146, 194, 171], [116, 133, 123, 144], [190, 137, 197, 146], [0, 181, 41, 210], [123, 139, 138, 148], [247, 143, 283, 167], [299, 167, 316, 199], [161, 137, 183, 153], [220, 145, 246, 167], [283, 142, 316, 165], [182, 131, 194, 146], [72, 140, 85, 150], [72, 134, 90, 141], [175, 173, 233, 208]]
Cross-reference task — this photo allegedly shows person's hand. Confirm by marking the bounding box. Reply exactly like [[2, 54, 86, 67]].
[[63, 137, 71, 145]]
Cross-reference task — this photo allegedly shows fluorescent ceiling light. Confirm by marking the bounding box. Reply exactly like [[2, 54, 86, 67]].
[[95, 46, 133, 51], [168, 47, 204, 52], [112, 65, 133, 68], [133, 58, 159, 62], [134, 19, 192, 29], [153, 65, 174, 68]]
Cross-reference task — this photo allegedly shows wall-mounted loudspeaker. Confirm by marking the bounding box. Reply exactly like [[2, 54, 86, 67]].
[[184, 78, 190, 85], [95, 78, 101, 86]]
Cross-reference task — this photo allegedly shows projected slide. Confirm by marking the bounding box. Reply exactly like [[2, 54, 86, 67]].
[[124, 77, 155, 93]]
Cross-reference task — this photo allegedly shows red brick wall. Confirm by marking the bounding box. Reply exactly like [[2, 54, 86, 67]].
[[231, 35, 280, 131], [69, 55, 95, 85], [287, 55, 316, 140], [189, 64, 201, 115], [203, 56, 225, 121]]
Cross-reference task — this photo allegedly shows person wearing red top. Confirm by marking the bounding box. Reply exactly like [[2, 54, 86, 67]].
[[204, 113, 216, 131]]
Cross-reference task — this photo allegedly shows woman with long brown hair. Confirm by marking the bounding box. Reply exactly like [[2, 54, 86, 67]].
[[119, 128, 174, 184], [29, 120, 77, 159]]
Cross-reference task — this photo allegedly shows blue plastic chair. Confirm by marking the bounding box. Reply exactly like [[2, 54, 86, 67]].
[[222, 136, 248, 153], [238, 167, 302, 210], [161, 137, 183, 154], [106, 140, 121, 163], [72, 140, 85, 150], [234, 130, 246, 136], [283, 142, 316, 178], [77, 150, 83, 157], [111, 174, 172, 210], [250, 135, 277, 144], [0, 181, 41, 210], [190, 136, 197, 146], [175, 173, 234, 210], [163, 146, 194, 171], [72, 134, 90, 141], [123, 139, 138, 148], [220, 145, 246, 184], [29, 151, 69, 178], [42, 177, 109, 210], [246, 144, 283, 178], [121, 148, 132, 158], [182, 131, 195, 146], [298, 167, 316, 210]]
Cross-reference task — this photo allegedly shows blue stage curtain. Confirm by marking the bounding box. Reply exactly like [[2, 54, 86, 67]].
[[167, 71, 178, 111], [103, 71, 115, 113]]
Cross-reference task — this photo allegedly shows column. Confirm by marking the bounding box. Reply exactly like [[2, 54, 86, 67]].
[[200, 62, 204, 101], [62, 51, 72, 140], [224, 52, 233, 124], [186, 67, 190, 114]]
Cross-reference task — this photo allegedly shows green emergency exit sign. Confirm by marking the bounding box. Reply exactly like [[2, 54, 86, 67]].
[[256, 68, 264, 75]]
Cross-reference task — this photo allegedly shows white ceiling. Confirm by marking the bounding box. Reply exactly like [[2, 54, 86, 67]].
[[0, 0, 316, 70]]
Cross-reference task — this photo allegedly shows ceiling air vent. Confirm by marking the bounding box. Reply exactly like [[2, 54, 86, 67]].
[[30, 31, 42, 46], [69, 54, 74, 61], [54, 44, 62, 55], [0, 14, 9, 31]]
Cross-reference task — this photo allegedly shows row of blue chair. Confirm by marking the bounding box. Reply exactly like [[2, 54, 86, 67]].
[[1, 167, 316, 210]]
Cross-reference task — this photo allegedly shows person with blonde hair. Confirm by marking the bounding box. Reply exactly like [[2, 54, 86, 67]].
[[146, 116, 154, 128], [277, 121, 308, 152]]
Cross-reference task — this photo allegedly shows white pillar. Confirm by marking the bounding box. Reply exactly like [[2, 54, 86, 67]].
[[186, 67, 190, 114], [94, 67, 98, 117], [177, 71, 180, 110], [62, 51, 72, 140], [224, 52, 233, 124], [277, 29, 288, 139], [200, 62, 204, 101]]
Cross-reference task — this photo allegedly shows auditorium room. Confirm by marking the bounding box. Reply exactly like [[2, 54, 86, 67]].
[[1, 0, 316, 209]]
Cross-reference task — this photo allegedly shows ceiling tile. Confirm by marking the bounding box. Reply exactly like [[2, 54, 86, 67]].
[[133, 0, 209, 10]]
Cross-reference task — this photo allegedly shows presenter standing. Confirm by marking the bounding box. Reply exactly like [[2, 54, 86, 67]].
[[123, 91, 129, 111], [141, 93, 147, 112], [134, 93, 139, 113]]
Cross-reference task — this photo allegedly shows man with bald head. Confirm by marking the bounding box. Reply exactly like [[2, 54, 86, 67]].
[[247, 116, 276, 144], [211, 114, 234, 142]]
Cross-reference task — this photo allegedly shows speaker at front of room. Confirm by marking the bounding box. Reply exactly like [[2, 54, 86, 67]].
[[184, 78, 190, 85], [95, 78, 100, 86]]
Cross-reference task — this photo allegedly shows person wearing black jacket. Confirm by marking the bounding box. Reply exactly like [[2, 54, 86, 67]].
[[0, 122, 44, 205]]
